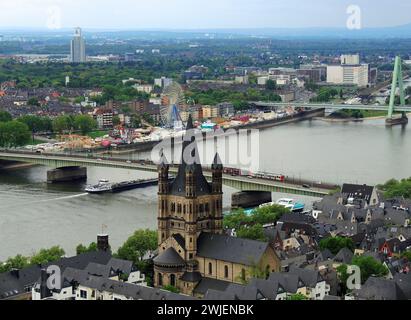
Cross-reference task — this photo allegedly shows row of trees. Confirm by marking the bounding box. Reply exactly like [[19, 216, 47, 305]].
[[0, 246, 65, 273], [378, 178, 411, 199], [185, 88, 282, 111], [51, 114, 97, 135], [0, 110, 99, 148]]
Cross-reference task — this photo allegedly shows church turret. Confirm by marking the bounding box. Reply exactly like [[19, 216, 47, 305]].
[[158, 152, 169, 195], [211, 153, 223, 194], [158, 152, 169, 244]]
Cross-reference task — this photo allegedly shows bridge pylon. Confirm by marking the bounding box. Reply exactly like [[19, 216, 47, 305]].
[[386, 56, 408, 126]]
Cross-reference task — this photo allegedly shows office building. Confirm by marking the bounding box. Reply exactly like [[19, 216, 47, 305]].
[[327, 55, 369, 87], [341, 54, 360, 65]]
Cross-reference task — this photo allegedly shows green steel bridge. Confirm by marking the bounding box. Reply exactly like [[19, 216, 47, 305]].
[[252, 56, 410, 124], [0, 151, 331, 197]]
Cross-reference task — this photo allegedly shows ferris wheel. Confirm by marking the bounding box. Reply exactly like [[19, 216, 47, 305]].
[[161, 81, 185, 129]]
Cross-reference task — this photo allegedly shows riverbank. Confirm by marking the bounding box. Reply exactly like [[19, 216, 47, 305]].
[[315, 112, 411, 123], [109, 109, 325, 155]]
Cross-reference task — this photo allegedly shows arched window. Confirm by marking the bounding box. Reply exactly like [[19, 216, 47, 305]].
[[208, 262, 213, 275], [170, 274, 176, 287], [224, 266, 229, 278], [158, 273, 163, 286]]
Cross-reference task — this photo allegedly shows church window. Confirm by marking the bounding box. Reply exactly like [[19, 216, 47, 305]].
[[170, 274, 176, 287]]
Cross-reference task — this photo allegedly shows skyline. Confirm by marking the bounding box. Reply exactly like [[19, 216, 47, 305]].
[[0, 0, 411, 30]]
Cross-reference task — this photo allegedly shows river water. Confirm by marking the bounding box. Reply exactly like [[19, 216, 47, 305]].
[[1, 118, 410, 261]]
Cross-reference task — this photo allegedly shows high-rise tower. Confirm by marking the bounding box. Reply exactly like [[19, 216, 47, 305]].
[[70, 27, 86, 63]]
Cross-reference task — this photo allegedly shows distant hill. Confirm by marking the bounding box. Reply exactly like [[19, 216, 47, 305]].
[[0, 23, 410, 40]]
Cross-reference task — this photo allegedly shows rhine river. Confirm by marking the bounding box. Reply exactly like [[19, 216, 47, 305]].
[[1, 118, 411, 261]]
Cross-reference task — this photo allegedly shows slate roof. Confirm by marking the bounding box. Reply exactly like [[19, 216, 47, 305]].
[[74, 272, 195, 300], [0, 250, 112, 300], [172, 234, 186, 249], [168, 115, 212, 196], [203, 289, 236, 300], [153, 247, 185, 266], [180, 272, 202, 283], [107, 258, 134, 275], [333, 248, 354, 264], [394, 273, 411, 300], [224, 283, 265, 300], [268, 273, 304, 294], [0, 265, 41, 300], [289, 266, 324, 287], [353, 277, 407, 300], [341, 184, 375, 204], [249, 278, 284, 300], [317, 249, 334, 261], [85, 262, 116, 278], [194, 277, 231, 295], [196, 233, 269, 266]]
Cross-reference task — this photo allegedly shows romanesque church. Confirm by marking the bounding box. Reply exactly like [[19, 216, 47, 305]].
[[153, 115, 280, 296]]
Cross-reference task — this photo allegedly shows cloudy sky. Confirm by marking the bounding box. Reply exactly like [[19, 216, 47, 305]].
[[0, 0, 410, 30]]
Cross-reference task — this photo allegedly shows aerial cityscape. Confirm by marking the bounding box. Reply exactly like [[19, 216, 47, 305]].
[[1, 0, 411, 307]]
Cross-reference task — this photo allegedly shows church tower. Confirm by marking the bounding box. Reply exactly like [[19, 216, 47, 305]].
[[153, 115, 223, 293]]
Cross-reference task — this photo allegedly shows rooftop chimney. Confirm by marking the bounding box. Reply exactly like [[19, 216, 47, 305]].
[[97, 234, 110, 252], [40, 269, 51, 299]]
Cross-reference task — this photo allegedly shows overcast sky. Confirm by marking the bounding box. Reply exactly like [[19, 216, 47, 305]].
[[0, 0, 410, 30]]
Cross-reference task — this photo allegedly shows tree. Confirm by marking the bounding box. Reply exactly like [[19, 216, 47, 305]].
[[351, 256, 389, 284], [162, 285, 180, 294], [130, 115, 142, 128], [116, 229, 157, 265], [223, 209, 251, 229], [378, 178, 411, 199], [265, 79, 276, 91], [319, 237, 354, 255], [336, 264, 350, 295], [0, 255, 30, 273], [113, 115, 121, 126], [288, 293, 308, 300], [0, 121, 31, 148], [402, 250, 411, 261], [17, 115, 52, 138], [30, 246, 65, 265], [0, 111, 12, 123], [73, 114, 97, 135], [52, 115, 72, 134], [236, 224, 267, 241], [76, 242, 98, 255], [27, 97, 40, 107], [252, 204, 290, 225]]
